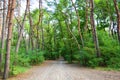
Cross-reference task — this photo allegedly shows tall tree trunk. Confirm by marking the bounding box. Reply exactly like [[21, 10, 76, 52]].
[[106, 0, 113, 37], [0, 0, 6, 72], [16, 0, 21, 34], [39, 0, 44, 50], [3, 0, 16, 79], [15, 0, 28, 53], [28, 0, 34, 50], [41, 20, 44, 50], [0, 0, 3, 72], [0, 1, 2, 38], [113, 0, 120, 42], [36, 0, 43, 49], [71, 0, 84, 47], [84, 0, 89, 32], [90, 0, 101, 57]]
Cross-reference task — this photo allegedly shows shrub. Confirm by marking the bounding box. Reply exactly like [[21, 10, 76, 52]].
[[108, 58, 120, 68], [73, 47, 95, 66], [28, 51, 45, 65], [88, 58, 103, 68], [65, 54, 72, 63], [11, 66, 29, 75], [51, 52, 59, 60]]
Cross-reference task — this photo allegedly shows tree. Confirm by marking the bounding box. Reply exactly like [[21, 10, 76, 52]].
[[15, 0, 29, 53], [0, 0, 3, 72], [3, 0, 16, 79], [71, 0, 84, 47], [113, 0, 120, 42], [28, 0, 34, 50], [90, 0, 101, 57], [0, 0, 6, 72]]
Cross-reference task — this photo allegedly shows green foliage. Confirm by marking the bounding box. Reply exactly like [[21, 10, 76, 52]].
[[65, 54, 72, 63], [9, 49, 45, 76], [73, 48, 95, 66], [108, 58, 120, 68], [27, 50, 45, 65], [44, 51, 59, 60], [10, 66, 29, 75], [88, 58, 103, 68]]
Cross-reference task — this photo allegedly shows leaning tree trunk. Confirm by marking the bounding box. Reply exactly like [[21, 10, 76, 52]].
[[15, 0, 29, 53], [113, 0, 120, 43], [90, 0, 101, 57], [64, 14, 80, 50], [71, 0, 84, 47], [3, 0, 16, 79]]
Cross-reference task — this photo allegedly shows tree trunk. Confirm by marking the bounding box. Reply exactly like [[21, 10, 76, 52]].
[[0, 0, 6, 72], [84, 0, 89, 32], [106, 0, 112, 37], [41, 21, 44, 50], [15, 0, 28, 53], [71, 0, 84, 47], [90, 0, 101, 57], [16, 0, 21, 34], [0, 1, 2, 38], [28, 0, 34, 50], [64, 16, 80, 50], [0, 0, 3, 72], [3, 0, 16, 79], [113, 0, 120, 43]]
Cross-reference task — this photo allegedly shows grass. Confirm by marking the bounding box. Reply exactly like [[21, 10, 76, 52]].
[[10, 66, 30, 76], [95, 67, 120, 71]]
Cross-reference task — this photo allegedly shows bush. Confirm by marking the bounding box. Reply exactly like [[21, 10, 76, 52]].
[[10, 66, 29, 75], [73, 47, 95, 66], [28, 50, 45, 65], [100, 46, 120, 67], [88, 58, 103, 68], [65, 54, 72, 63], [8, 49, 45, 76], [108, 58, 120, 68], [51, 52, 59, 60]]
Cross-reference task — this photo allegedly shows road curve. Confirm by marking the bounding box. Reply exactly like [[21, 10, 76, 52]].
[[8, 60, 120, 80]]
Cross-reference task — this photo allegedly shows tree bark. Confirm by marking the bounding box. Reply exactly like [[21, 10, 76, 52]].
[[0, 1, 2, 38], [28, 0, 34, 50], [0, 0, 3, 72], [16, 0, 21, 34], [3, 0, 16, 79], [0, 0, 6, 72], [71, 0, 84, 47], [64, 14, 80, 50], [15, 0, 28, 53], [90, 0, 101, 57], [113, 0, 120, 42], [84, 0, 89, 32]]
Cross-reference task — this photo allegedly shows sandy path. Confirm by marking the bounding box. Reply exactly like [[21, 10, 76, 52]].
[[8, 60, 120, 80]]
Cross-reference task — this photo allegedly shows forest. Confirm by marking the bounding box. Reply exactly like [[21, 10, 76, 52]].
[[0, 0, 120, 80]]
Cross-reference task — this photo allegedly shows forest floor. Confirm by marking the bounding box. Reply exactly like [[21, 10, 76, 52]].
[[8, 59, 120, 80]]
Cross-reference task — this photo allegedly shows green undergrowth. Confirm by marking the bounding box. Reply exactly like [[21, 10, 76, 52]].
[[95, 67, 120, 71], [63, 31, 120, 70], [10, 66, 29, 76]]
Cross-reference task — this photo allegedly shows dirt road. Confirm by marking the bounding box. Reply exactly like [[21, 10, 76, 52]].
[[9, 60, 120, 80]]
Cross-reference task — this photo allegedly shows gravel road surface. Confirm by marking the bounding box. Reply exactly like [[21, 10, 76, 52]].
[[8, 60, 120, 80]]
